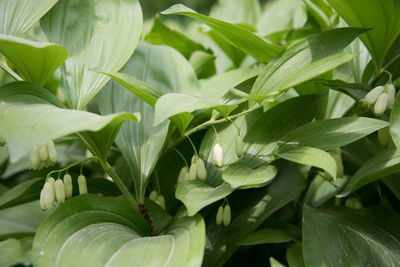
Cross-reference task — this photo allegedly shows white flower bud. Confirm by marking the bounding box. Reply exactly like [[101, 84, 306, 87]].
[[188, 162, 197, 180], [55, 179, 66, 203], [177, 166, 189, 183], [373, 92, 389, 116], [223, 205, 231, 227], [213, 143, 224, 168], [196, 158, 207, 181], [235, 136, 244, 158], [78, 175, 87, 194], [385, 84, 396, 109], [30, 147, 41, 170], [216, 206, 223, 225], [40, 189, 47, 209], [48, 177, 56, 192], [46, 141, 57, 165], [63, 174, 73, 199], [363, 85, 384, 105], [156, 195, 166, 209], [43, 181, 55, 209], [149, 190, 158, 201], [38, 143, 48, 162]]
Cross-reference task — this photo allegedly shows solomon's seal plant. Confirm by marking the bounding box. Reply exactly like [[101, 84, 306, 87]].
[[1, 0, 400, 266]]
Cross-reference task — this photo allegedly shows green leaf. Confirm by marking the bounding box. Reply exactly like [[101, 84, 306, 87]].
[[0, 177, 42, 209], [0, 82, 139, 162], [238, 228, 294, 245], [250, 28, 364, 100], [0, 34, 68, 86], [222, 163, 277, 189], [31, 195, 205, 267], [161, 4, 284, 63], [276, 145, 337, 178], [286, 242, 305, 267], [339, 148, 400, 197], [41, 0, 143, 109], [175, 181, 234, 216], [145, 17, 206, 59], [328, 0, 400, 70], [0, 201, 49, 239], [0, 0, 58, 36], [0, 237, 32, 266], [390, 92, 400, 149], [189, 51, 216, 79], [209, 0, 261, 26], [282, 117, 388, 150], [303, 205, 400, 266]]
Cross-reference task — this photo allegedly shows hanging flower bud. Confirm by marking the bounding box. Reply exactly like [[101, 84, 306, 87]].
[[235, 136, 244, 158], [46, 141, 57, 165], [385, 84, 396, 109], [196, 158, 207, 181], [39, 188, 47, 209], [363, 85, 384, 105], [30, 147, 41, 170], [216, 206, 223, 225], [48, 177, 56, 191], [223, 205, 231, 227], [63, 174, 73, 199], [41, 181, 55, 209], [55, 179, 66, 203], [156, 195, 166, 209], [149, 190, 158, 201], [188, 161, 197, 180], [374, 92, 389, 116], [213, 143, 224, 168], [38, 144, 48, 162], [177, 166, 188, 183], [0, 135, 5, 147], [78, 175, 87, 194], [378, 128, 394, 147]]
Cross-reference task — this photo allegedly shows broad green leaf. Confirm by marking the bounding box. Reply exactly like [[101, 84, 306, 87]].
[[31, 195, 205, 267], [304, 0, 337, 30], [0, 82, 140, 162], [189, 51, 216, 79], [161, 4, 284, 63], [0, 237, 32, 266], [41, 0, 143, 109], [222, 163, 277, 189], [0, 0, 58, 36], [270, 258, 286, 267], [328, 0, 400, 70], [145, 17, 206, 59], [209, 0, 261, 26], [282, 117, 388, 151], [175, 181, 234, 216], [276, 145, 337, 178], [204, 163, 306, 266], [303, 206, 400, 266], [287, 242, 305, 267], [339, 148, 400, 197], [0, 201, 49, 239], [390, 92, 400, 149], [0, 177, 42, 209], [0, 34, 67, 86], [384, 34, 400, 79], [238, 228, 294, 245], [250, 28, 364, 100]]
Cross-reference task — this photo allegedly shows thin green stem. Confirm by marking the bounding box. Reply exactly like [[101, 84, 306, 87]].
[[174, 148, 188, 167], [46, 157, 97, 178], [186, 136, 198, 157]]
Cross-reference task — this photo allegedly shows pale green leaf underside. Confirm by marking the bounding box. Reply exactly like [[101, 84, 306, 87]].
[[277, 145, 337, 178], [31, 195, 205, 267], [41, 0, 143, 109], [222, 163, 277, 189], [0, 0, 58, 36], [0, 34, 67, 86], [161, 4, 284, 63]]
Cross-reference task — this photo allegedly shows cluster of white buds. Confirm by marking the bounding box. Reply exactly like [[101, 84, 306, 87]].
[[149, 190, 166, 209], [377, 128, 394, 147], [235, 136, 244, 158], [0, 135, 5, 147], [213, 143, 224, 167], [362, 84, 396, 116], [177, 155, 207, 183], [216, 203, 231, 227], [30, 141, 57, 170]]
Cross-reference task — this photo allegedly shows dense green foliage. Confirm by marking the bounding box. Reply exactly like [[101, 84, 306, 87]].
[[1, 0, 400, 266]]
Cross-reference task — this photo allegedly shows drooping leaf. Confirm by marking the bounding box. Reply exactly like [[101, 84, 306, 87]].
[[0, 82, 139, 162], [250, 28, 364, 101], [0, 177, 42, 209], [328, 0, 400, 70], [0, 34, 67, 86], [0, 237, 32, 266], [0, 0, 58, 36], [303, 205, 400, 266], [41, 0, 143, 109], [286, 242, 305, 267], [339, 148, 400, 197], [276, 145, 337, 178], [282, 117, 388, 151], [161, 4, 284, 63], [222, 162, 277, 189], [238, 228, 294, 245], [31, 195, 205, 267], [390, 92, 400, 149]]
